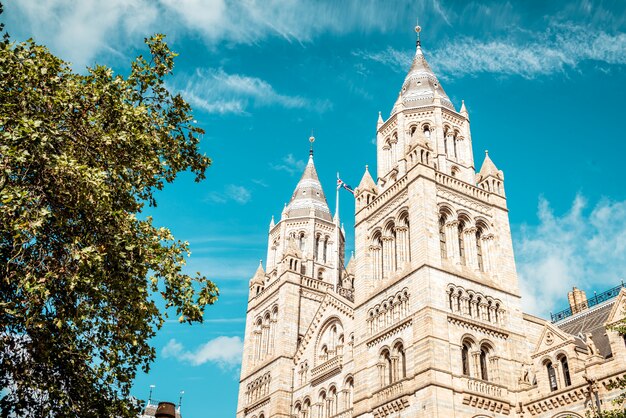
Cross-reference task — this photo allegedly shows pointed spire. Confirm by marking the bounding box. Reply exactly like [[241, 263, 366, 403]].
[[250, 260, 265, 285], [377, 111, 384, 129], [391, 25, 454, 115], [284, 136, 332, 221], [269, 215, 275, 231], [478, 150, 502, 180], [460, 100, 469, 119], [356, 164, 377, 195], [346, 252, 355, 275]]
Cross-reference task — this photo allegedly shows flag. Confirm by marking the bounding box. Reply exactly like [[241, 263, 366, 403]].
[[337, 178, 354, 195]]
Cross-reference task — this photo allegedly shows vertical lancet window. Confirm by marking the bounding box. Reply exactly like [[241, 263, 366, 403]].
[[546, 361, 558, 391], [458, 221, 465, 265], [480, 347, 489, 381], [439, 215, 447, 259], [560, 356, 571, 387], [461, 342, 470, 376]]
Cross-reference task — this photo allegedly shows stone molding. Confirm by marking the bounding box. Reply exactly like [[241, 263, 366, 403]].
[[366, 317, 413, 347], [448, 314, 509, 340]]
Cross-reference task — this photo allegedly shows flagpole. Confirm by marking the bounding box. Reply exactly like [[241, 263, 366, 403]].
[[335, 172, 341, 290], [334, 172, 340, 225]]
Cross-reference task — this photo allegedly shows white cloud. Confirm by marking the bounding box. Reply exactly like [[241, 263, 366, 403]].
[[7, 0, 448, 70], [161, 336, 243, 367], [6, 0, 158, 68], [206, 184, 251, 204], [356, 24, 626, 79], [180, 69, 309, 115], [270, 154, 306, 176], [515, 195, 626, 317]]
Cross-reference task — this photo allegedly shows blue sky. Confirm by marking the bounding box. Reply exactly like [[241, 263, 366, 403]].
[[5, 1, 626, 417]]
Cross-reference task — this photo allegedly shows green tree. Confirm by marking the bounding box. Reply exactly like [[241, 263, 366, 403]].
[[0, 8, 218, 417]]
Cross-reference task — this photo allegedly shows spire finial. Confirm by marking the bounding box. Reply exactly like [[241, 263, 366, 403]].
[[485, 149, 489, 155], [415, 21, 422, 47], [309, 131, 315, 157]]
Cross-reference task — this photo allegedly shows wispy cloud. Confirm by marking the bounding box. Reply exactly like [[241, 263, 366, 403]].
[[515, 195, 626, 317], [161, 336, 243, 368], [180, 69, 309, 115], [270, 154, 307, 176], [206, 184, 251, 204], [7, 0, 450, 70], [356, 23, 626, 79], [6, 0, 158, 69]]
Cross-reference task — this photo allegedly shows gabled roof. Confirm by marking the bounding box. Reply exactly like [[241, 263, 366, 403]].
[[391, 43, 454, 115], [285, 153, 332, 221]]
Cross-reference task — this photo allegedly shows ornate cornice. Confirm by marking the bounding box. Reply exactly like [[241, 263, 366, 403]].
[[366, 317, 413, 347], [447, 314, 509, 340]]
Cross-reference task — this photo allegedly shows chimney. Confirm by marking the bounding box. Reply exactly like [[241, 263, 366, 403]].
[[155, 402, 177, 418], [568, 287, 588, 314]]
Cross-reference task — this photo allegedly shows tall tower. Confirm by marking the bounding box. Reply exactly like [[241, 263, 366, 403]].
[[236, 27, 545, 418], [351, 27, 524, 417], [237, 139, 352, 418]]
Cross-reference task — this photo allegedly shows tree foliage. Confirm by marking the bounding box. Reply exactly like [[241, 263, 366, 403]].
[[0, 10, 217, 417]]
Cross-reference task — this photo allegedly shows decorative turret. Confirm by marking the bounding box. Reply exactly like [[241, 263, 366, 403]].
[[355, 165, 378, 211], [476, 150, 505, 195], [283, 140, 332, 222], [263, 136, 345, 287], [249, 260, 266, 300], [460, 100, 469, 119], [377, 111, 384, 129]]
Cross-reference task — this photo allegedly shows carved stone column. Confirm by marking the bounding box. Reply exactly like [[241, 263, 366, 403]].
[[445, 220, 460, 264], [483, 234, 495, 272], [391, 356, 399, 383], [471, 351, 481, 378], [461, 296, 470, 316], [464, 227, 478, 270], [382, 236, 394, 278]]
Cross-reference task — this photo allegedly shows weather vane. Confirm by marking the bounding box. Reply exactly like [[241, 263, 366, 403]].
[[309, 131, 315, 156], [415, 20, 422, 47]]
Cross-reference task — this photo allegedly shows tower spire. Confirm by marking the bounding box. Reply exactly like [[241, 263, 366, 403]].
[[415, 23, 422, 47], [309, 132, 315, 158]]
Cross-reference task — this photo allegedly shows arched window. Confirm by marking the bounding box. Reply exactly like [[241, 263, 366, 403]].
[[299, 232, 305, 251], [439, 215, 447, 259], [380, 349, 392, 387], [303, 399, 311, 418], [328, 387, 337, 417], [560, 356, 571, 387], [461, 341, 470, 376], [467, 295, 473, 317], [453, 134, 458, 159], [476, 227, 484, 272], [314, 235, 320, 261], [458, 220, 466, 265], [546, 361, 558, 391], [318, 391, 327, 418], [397, 343, 406, 379], [444, 135, 448, 156], [480, 346, 489, 381], [424, 125, 431, 139], [323, 238, 328, 263], [345, 377, 354, 410]]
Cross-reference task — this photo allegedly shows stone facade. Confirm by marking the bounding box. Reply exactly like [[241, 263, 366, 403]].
[[236, 38, 626, 418]]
